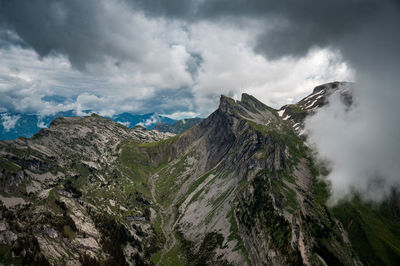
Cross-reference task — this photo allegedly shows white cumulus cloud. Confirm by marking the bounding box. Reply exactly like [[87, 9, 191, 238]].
[[1, 113, 21, 131]]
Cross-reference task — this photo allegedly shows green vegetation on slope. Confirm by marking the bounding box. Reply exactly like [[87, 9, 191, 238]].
[[309, 161, 400, 265], [177, 229, 229, 265], [236, 172, 301, 263], [226, 208, 251, 265], [246, 119, 308, 168], [332, 196, 400, 266], [156, 155, 187, 207]]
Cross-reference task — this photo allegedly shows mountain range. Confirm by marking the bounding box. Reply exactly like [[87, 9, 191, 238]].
[[0, 111, 202, 141], [0, 82, 399, 265]]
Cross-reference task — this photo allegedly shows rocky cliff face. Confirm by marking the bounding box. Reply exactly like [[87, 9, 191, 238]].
[[0, 114, 173, 265], [0, 83, 398, 265], [155, 92, 358, 265]]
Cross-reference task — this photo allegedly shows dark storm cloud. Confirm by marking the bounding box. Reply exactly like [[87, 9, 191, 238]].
[[128, 0, 196, 18], [185, 52, 203, 79], [209, 1, 387, 59], [128, 0, 388, 58], [0, 29, 28, 49], [0, 0, 147, 70], [1, 0, 395, 67]]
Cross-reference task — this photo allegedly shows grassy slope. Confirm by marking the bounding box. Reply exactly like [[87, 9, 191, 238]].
[[311, 166, 400, 265], [332, 197, 400, 265]]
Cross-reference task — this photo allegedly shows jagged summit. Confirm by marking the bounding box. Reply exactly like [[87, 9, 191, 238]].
[[240, 93, 267, 109], [219, 93, 270, 111], [218, 94, 236, 113], [217, 93, 278, 128]]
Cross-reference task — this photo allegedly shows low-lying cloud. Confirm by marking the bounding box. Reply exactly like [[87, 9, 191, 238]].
[[301, 3, 400, 202], [306, 84, 400, 203]]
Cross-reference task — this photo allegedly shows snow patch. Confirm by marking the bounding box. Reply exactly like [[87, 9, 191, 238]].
[[305, 98, 318, 109], [303, 89, 324, 102]]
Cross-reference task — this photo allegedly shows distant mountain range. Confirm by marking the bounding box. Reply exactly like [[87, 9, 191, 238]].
[[153, 118, 204, 134], [0, 111, 202, 140]]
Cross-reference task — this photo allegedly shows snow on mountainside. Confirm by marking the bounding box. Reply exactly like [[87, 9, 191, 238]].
[[278, 81, 354, 136]]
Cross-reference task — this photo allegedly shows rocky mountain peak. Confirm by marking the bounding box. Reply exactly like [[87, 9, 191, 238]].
[[240, 93, 267, 109], [217, 93, 277, 126], [0, 82, 398, 266], [218, 94, 237, 114], [48, 113, 110, 129]]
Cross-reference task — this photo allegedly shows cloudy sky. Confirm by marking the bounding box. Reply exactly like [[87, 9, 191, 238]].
[[1, 0, 399, 200], [0, 0, 357, 118]]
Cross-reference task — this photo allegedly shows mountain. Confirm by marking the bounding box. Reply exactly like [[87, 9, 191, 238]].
[[0, 112, 177, 141], [281, 82, 400, 265], [278, 81, 354, 137], [153, 118, 203, 134], [0, 82, 399, 265], [0, 111, 76, 141], [0, 114, 174, 265], [112, 113, 176, 130]]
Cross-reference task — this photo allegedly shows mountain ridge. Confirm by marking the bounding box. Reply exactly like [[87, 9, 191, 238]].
[[0, 111, 181, 141], [0, 82, 399, 265]]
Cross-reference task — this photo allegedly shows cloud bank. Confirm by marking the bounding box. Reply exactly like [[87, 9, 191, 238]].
[[0, 0, 352, 117]]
